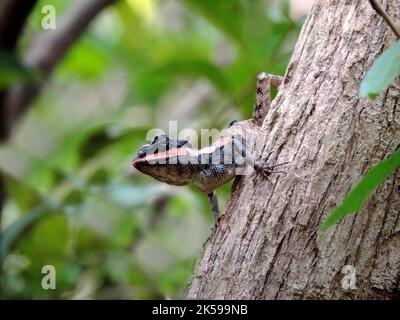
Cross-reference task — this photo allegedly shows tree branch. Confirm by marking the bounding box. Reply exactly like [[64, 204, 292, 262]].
[[2, 0, 118, 134], [0, 0, 117, 255], [0, 0, 38, 140], [185, 0, 400, 299], [0, 0, 38, 250], [368, 0, 400, 39], [0, 0, 38, 50]]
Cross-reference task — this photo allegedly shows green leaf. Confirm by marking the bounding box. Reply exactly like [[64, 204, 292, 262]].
[[3, 175, 40, 212], [155, 58, 229, 92], [59, 35, 110, 80], [181, 0, 244, 43], [0, 50, 38, 88], [99, 183, 168, 208], [360, 41, 400, 99], [321, 148, 400, 231], [0, 206, 49, 264]]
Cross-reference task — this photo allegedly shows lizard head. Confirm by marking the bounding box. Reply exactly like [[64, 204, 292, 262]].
[[134, 134, 169, 160], [132, 134, 194, 185]]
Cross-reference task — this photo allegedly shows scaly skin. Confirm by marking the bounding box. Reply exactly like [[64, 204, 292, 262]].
[[132, 72, 285, 220]]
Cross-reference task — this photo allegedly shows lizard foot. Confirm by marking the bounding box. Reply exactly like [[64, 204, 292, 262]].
[[254, 161, 291, 178]]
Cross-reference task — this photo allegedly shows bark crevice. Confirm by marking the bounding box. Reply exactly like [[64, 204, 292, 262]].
[[185, 0, 400, 299]]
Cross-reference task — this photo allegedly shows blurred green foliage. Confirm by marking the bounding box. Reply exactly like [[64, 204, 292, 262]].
[[0, 50, 38, 88], [0, 0, 302, 299]]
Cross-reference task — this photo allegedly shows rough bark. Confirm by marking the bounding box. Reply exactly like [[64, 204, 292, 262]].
[[186, 0, 400, 299]]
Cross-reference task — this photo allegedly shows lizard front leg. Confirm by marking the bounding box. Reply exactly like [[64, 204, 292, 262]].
[[230, 136, 289, 178], [250, 72, 288, 175], [240, 147, 289, 178]]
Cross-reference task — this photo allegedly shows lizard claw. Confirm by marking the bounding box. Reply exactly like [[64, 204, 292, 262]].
[[254, 161, 291, 178]]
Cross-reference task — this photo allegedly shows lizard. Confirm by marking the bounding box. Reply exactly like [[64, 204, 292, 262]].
[[132, 72, 287, 220]]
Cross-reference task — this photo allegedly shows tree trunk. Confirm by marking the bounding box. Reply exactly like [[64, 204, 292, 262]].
[[186, 0, 400, 299]]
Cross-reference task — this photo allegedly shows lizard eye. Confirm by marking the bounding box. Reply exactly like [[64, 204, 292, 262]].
[[228, 120, 238, 127], [136, 144, 149, 158], [151, 134, 168, 145]]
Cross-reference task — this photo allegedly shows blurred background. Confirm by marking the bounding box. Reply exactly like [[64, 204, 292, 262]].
[[0, 0, 312, 299]]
